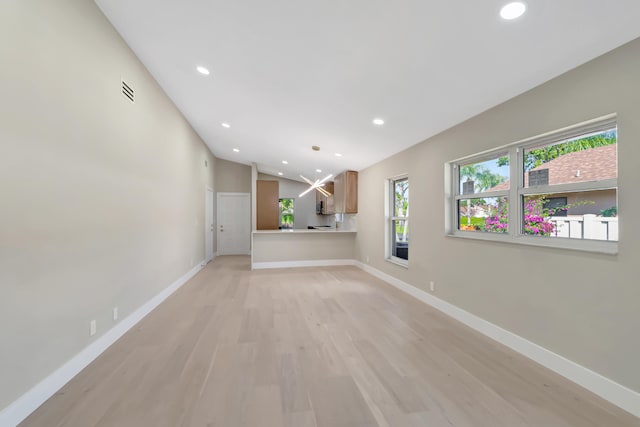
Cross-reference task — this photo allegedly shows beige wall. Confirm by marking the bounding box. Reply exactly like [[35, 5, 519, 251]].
[[0, 0, 215, 409], [215, 158, 252, 193], [355, 38, 640, 392]]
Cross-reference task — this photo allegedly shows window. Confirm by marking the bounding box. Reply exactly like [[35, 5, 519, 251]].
[[457, 154, 510, 233], [279, 198, 294, 229], [449, 115, 618, 253], [387, 176, 409, 264]]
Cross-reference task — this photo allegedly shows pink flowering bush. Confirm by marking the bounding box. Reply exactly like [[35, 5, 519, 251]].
[[480, 196, 559, 236], [523, 197, 555, 236], [482, 200, 509, 233]]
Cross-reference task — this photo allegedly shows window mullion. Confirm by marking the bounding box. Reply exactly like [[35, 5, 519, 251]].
[[518, 179, 618, 196], [511, 146, 522, 237], [455, 190, 509, 201]]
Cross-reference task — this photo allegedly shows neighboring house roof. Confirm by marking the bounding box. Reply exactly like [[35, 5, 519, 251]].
[[487, 144, 617, 191]]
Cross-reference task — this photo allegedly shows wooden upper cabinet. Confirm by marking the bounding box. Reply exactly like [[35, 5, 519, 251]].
[[316, 181, 335, 215], [325, 181, 336, 213], [256, 180, 279, 230], [334, 170, 358, 213]]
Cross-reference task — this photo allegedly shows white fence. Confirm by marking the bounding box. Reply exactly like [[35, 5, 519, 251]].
[[550, 215, 618, 241]]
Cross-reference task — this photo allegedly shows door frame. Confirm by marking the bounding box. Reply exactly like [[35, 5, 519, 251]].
[[205, 186, 215, 263], [216, 192, 251, 255]]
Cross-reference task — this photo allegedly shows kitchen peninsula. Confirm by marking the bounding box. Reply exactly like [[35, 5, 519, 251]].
[[251, 229, 356, 269]]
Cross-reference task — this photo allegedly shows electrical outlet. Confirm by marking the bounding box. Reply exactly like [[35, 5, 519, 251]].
[[113, 307, 118, 321], [90, 320, 97, 336], [430, 281, 435, 292], [365, 256, 370, 263], [190, 257, 194, 267]]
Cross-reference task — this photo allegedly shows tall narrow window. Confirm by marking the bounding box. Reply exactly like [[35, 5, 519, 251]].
[[279, 198, 294, 229], [388, 176, 409, 264]]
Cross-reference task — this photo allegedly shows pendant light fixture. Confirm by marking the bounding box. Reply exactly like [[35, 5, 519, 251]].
[[299, 174, 333, 197], [297, 145, 333, 197]]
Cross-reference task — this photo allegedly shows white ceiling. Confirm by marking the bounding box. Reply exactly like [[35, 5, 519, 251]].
[[96, 0, 640, 181]]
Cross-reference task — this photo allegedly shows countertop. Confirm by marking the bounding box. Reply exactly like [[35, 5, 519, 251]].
[[252, 229, 356, 234]]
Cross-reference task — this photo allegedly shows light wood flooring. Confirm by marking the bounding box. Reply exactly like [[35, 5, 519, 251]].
[[21, 256, 640, 426]]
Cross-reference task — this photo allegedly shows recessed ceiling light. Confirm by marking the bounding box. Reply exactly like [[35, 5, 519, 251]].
[[500, 2, 526, 20], [233, 148, 239, 153], [373, 118, 385, 125], [282, 160, 288, 164], [316, 169, 322, 173], [196, 66, 210, 75], [335, 153, 342, 157], [278, 172, 283, 176], [221, 123, 231, 128]]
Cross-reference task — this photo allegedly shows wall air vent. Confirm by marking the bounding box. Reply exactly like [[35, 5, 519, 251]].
[[121, 80, 134, 103]]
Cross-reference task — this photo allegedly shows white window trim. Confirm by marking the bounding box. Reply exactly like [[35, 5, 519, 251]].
[[385, 174, 409, 267], [447, 114, 618, 255]]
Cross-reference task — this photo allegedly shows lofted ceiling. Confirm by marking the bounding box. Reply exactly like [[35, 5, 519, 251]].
[[95, 0, 640, 181]]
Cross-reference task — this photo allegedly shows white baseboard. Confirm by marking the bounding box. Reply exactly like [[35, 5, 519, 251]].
[[0, 261, 206, 427], [252, 259, 358, 270], [354, 261, 640, 419]]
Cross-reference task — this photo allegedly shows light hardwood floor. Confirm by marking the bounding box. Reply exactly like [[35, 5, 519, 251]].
[[21, 256, 640, 427]]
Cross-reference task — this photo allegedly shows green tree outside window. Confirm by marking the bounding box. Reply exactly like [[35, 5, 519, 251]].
[[279, 198, 294, 229]]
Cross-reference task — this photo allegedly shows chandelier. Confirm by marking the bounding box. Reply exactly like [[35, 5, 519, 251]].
[[298, 174, 333, 197]]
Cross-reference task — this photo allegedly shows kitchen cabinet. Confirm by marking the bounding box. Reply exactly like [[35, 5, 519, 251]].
[[315, 181, 335, 214], [257, 180, 279, 230], [334, 170, 358, 213]]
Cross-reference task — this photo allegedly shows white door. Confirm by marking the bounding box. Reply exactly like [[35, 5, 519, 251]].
[[205, 187, 214, 263], [217, 192, 251, 255]]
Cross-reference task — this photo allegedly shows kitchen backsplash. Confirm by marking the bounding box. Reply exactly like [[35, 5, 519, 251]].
[[336, 213, 357, 231]]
